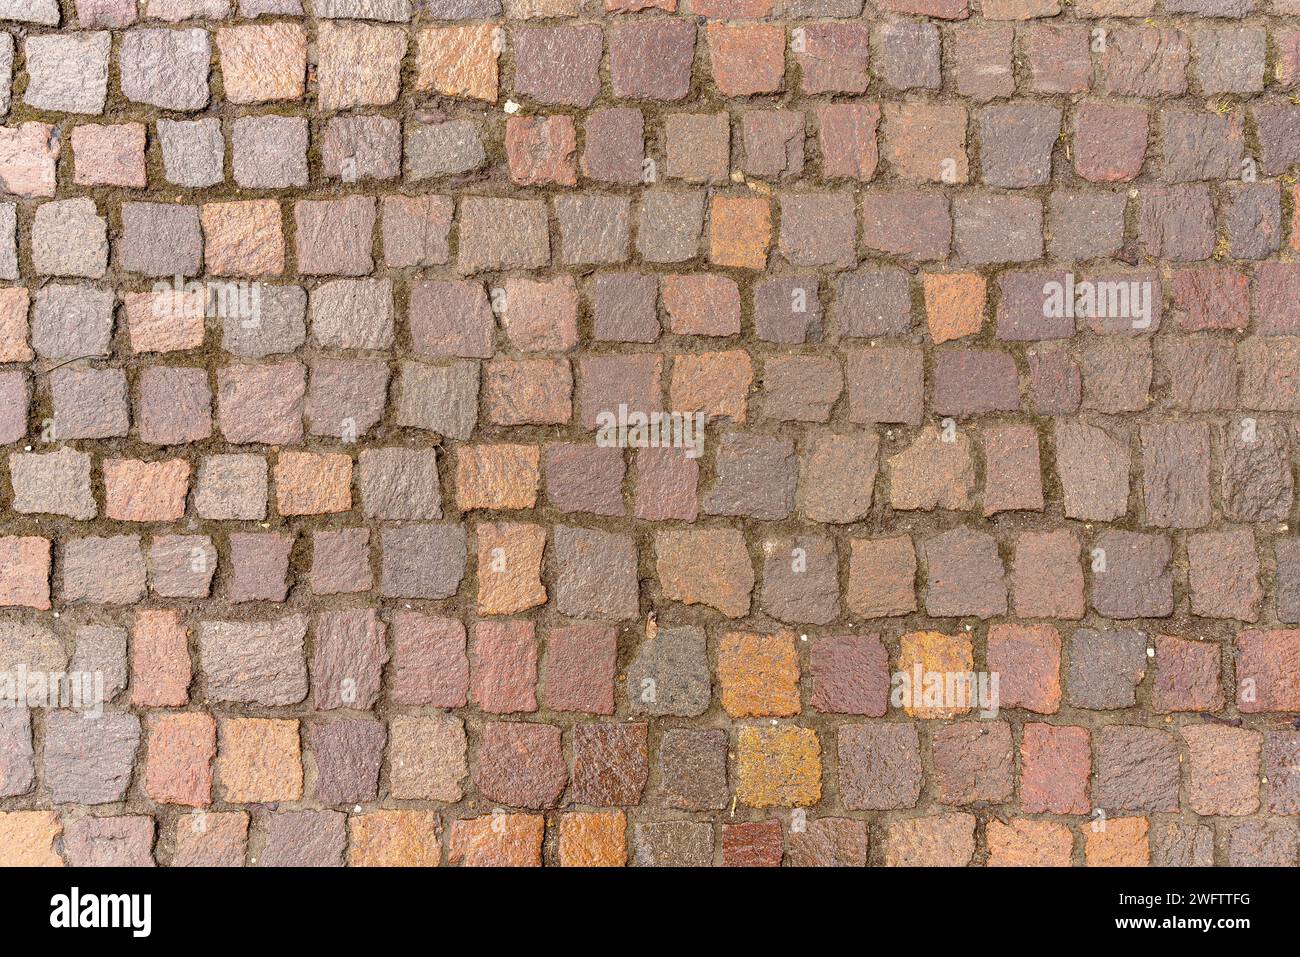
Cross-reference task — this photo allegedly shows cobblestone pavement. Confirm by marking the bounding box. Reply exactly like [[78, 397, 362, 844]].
[[0, 0, 1298, 867]]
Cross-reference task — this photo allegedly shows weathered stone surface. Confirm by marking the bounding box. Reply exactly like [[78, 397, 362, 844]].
[[1090, 531, 1174, 619], [656, 530, 753, 619], [884, 813, 976, 867], [570, 722, 649, 806], [259, 811, 346, 868], [1150, 822, 1214, 867], [310, 719, 385, 805], [736, 725, 821, 807], [1093, 725, 1180, 812], [473, 722, 567, 809], [924, 527, 1007, 619], [627, 626, 711, 717], [0, 811, 62, 866], [1054, 420, 1131, 521], [761, 536, 840, 625], [9, 448, 96, 519], [120, 29, 210, 111], [839, 723, 921, 810], [0, 709, 34, 798], [1236, 629, 1300, 712], [348, 810, 441, 867], [312, 609, 388, 710], [64, 816, 155, 867], [633, 821, 713, 867], [197, 616, 308, 706], [380, 524, 466, 600], [389, 715, 467, 802], [218, 717, 303, 804], [449, 814, 542, 867], [888, 427, 975, 510], [1068, 629, 1148, 709], [1183, 724, 1261, 816], [7, 0, 1296, 867], [44, 711, 141, 805], [657, 728, 727, 811]]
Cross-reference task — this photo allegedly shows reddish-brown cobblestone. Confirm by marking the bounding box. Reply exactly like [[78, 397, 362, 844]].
[[0, 0, 1289, 871]]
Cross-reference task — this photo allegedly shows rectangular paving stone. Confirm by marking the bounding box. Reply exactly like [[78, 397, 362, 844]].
[[0, 0, 1290, 874]]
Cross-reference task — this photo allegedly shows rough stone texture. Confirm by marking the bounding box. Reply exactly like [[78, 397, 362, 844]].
[[885, 814, 976, 867], [259, 811, 346, 868], [310, 719, 385, 805], [987, 624, 1062, 713], [63, 534, 147, 604], [626, 626, 711, 717], [24, 32, 111, 115], [448, 814, 542, 867], [656, 728, 727, 811], [10, 448, 96, 520], [1225, 820, 1299, 867], [0, 0, 1287, 873], [786, 817, 868, 867], [656, 530, 753, 619], [64, 816, 155, 867], [0, 812, 63, 866], [633, 821, 713, 867], [569, 722, 649, 806], [130, 610, 189, 708], [1235, 630, 1300, 712], [120, 29, 210, 111], [0, 709, 34, 799], [1011, 530, 1083, 620], [1090, 531, 1174, 619], [717, 632, 800, 718], [198, 617, 308, 706], [541, 624, 615, 715], [1020, 723, 1090, 815], [736, 725, 821, 808], [473, 722, 567, 809], [1149, 821, 1214, 867], [1084, 815, 1152, 866], [218, 718, 303, 804], [379, 524, 466, 599], [839, 723, 921, 810], [348, 811, 441, 867], [144, 713, 215, 807], [1067, 629, 1149, 710], [559, 811, 627, 867], [1183, 724, 1261, 816], [987, 819, 1072, 867], [388, 715, 467, 802], [32, 199, 108, 278], [1093, 726, 1181, 813], [887, 427, 974, 509], [924, 527, 1007, 619], [932, 722, 1014, 804], [158, 118, 224, 187], [1054, 420, 1131, 521], [44, 711, 141, 805], [312, 609, 387, 710]]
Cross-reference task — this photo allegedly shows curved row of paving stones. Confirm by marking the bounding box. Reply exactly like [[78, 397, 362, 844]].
[[0, 0, 1298, 865]]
